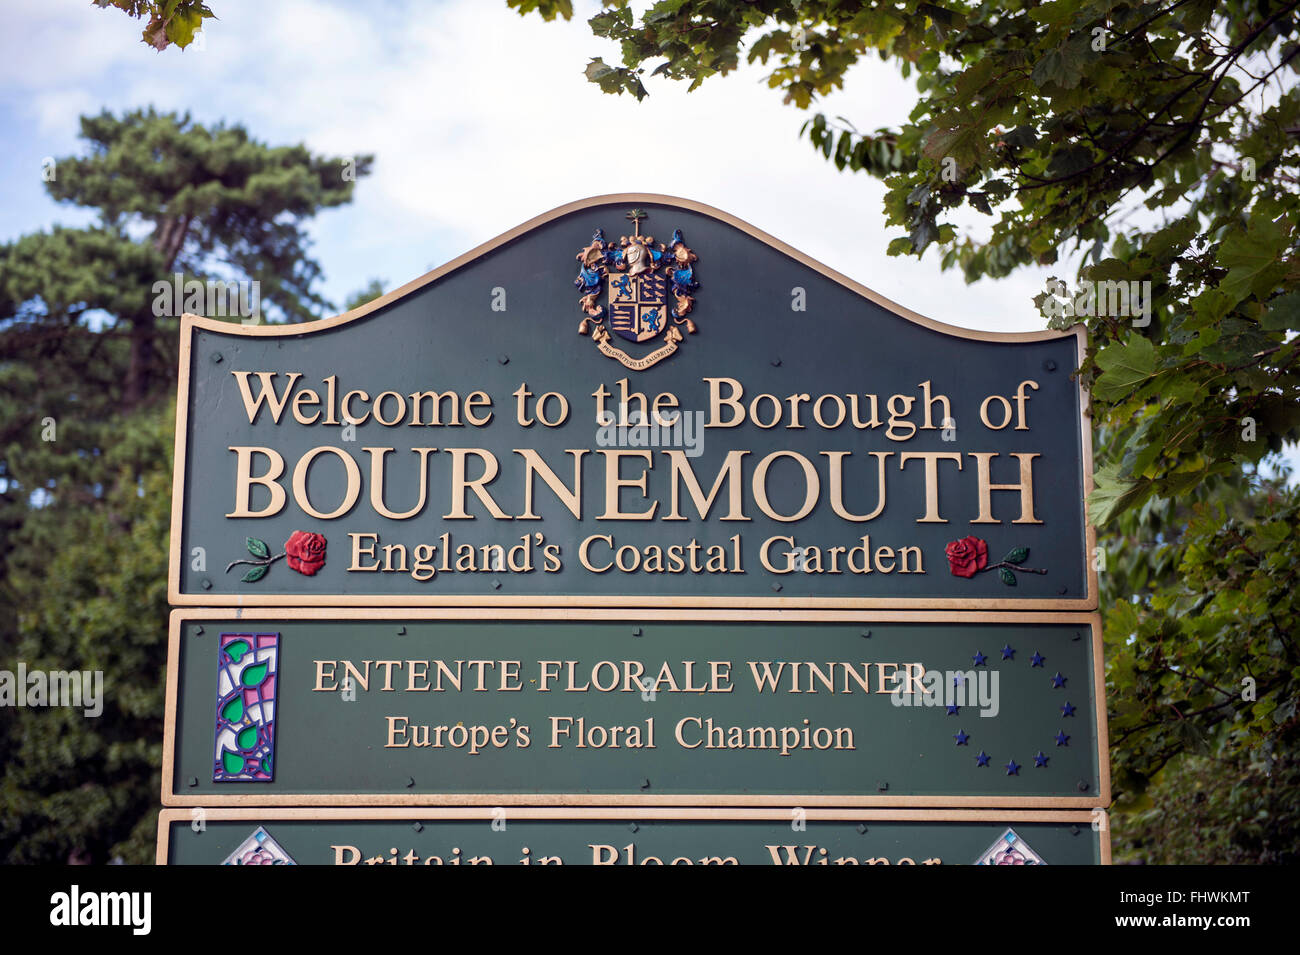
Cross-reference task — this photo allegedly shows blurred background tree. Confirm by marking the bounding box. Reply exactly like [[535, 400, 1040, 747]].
[[344, 278, 388, 312], [0, 108, 370, 863], [512, 0, 1300, 862]]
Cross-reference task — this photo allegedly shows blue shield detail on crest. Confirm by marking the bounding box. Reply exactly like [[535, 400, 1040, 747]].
[[609, 271, 670, 343]]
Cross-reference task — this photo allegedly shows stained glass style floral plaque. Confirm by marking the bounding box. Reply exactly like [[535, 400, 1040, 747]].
[[213, 632, 279, 782]]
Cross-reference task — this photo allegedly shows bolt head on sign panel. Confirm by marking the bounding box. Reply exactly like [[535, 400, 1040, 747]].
[[157, 809, 1109, 865], [162, 611, 1109, 807], [168, 195, 1096, 609]]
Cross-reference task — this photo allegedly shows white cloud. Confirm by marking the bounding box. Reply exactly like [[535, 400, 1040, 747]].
[[5, 0, 1294, 478], [1, 0, 1078, 332]]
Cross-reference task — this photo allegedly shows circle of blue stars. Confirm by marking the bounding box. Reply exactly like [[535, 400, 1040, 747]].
[[956, 644, 1080, 781]]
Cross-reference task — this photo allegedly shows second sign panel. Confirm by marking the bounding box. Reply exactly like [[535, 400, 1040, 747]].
[[163, 610, 1108, 807]]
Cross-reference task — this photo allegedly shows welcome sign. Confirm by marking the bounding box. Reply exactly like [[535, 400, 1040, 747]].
[[168, 196, 1095, 609]]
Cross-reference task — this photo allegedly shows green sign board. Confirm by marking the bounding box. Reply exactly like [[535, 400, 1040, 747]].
[[163, 610, 1108, 806], [168, 195, 1095, 610], [158, 809, 1108, 865]]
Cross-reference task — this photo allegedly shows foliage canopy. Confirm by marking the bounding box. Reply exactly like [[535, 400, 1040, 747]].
[[512, 0, 1300, 861]]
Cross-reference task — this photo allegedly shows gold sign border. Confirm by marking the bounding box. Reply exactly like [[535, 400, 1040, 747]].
[[155, 807, 1110, 865], [167, 193, 1098, 611], [162, 608, 1111, 810]]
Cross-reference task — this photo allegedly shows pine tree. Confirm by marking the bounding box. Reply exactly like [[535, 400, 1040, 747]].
[[0, 108, 371, 863]]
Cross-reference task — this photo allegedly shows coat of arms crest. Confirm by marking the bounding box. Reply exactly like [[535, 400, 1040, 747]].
[[574, 209, 699, 371]]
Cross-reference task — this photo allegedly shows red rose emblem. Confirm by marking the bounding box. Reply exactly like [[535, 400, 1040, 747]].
[[945, 536, 988, 578], [284, 530, 327, 576]]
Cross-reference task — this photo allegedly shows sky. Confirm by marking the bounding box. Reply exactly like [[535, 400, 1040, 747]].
[[0, 0, 1294, 477], [0, 0, 1071, 333]]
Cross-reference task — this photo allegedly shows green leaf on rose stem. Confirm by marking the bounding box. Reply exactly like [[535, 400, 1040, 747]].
[[999, 567, 1017, 586], [1003, 547, 1028, 564], [241, 564, 267, 583], [246, 537, 269, 558]]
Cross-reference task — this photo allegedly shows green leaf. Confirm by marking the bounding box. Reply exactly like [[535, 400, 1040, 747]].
[[1003, 547, 1028, 565], [1026, 1, 1076, 27], [585, 56, 613, 82], [507, 0, 575, 21], [1088, 463, 1155, 525], [998, 567, 1016, 586], [221, 750, 245, 775], [922, 125, 981, 168], [246, 537, 269, 558], [1219, 220, 1288, 304], [1046, 144, 1093, 178], [1261, 291, 1300, 331], [221, 696, 244, 723], [1253, 698, 1277, 719], [241, 661, 269, 688], [1093, 336, 1157, 401], [241, 564, 267, 583], [583, 57, 645, 99], [909, 216, 939, 254], [236, 725, 259, 750], [1002, 125, 1037, 149], [1032, 38, 1089, 90], [165, 10, 205, 49]]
